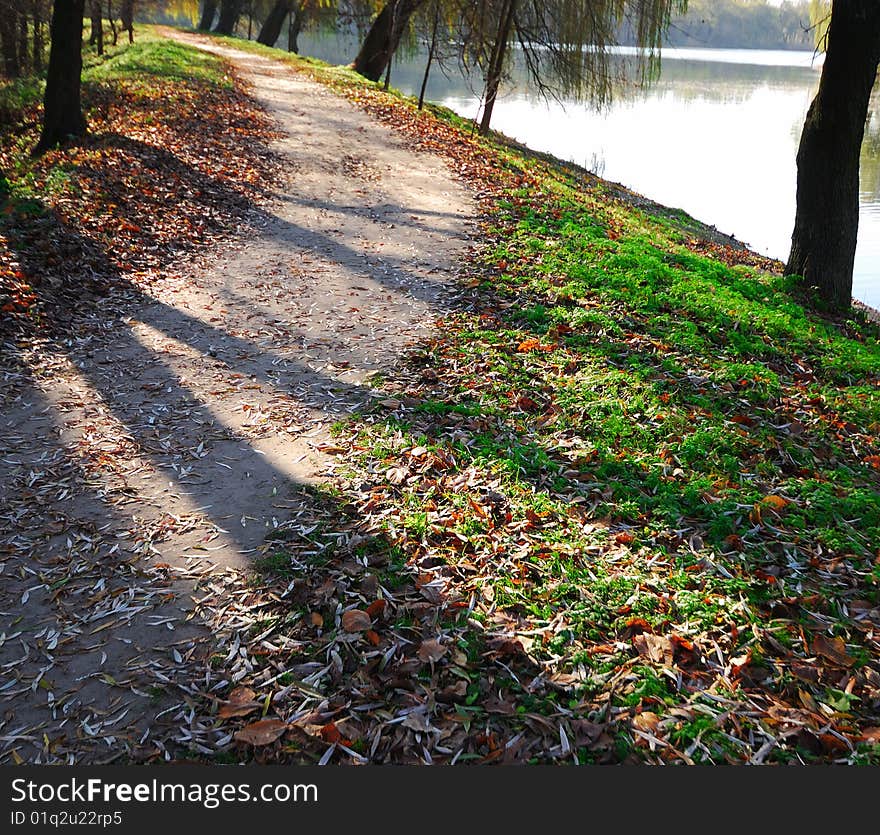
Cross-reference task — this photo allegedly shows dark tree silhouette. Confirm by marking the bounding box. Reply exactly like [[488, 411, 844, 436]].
[[257, 0, 290, 46], [198, 0, 218, 31], [353, 0, 426, 81], [214, 0, 243, 35], [35, 0, 87, 154], [786, 1, 880, 309]]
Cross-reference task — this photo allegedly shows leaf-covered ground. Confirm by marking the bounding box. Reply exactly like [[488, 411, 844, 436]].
[[3, 30, 880, 765], [206, 37, 880, 764], [0, 34, 279, 340]]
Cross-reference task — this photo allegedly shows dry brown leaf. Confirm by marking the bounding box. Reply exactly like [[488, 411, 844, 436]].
[[310, 611, 324, 628], [633, 711, 660, 733], [233, 718, 288, 746], [341, 609, 372, 632], [385, 466, 408, 485], [417, 638, 447, 663], [859, 727, 880, 743], [812, 633, 855, 667], [218, 686, 261, 719], [633, 633, 674, 666], [365, 599, 386, 619]]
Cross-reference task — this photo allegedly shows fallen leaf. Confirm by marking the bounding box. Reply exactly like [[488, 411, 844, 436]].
[[812, 634, 855, 667], [417, 638, 447, 663], [233, 719, 288, 746], [760, 495, 789, 511], [320, 722, 344, 744], [633, 633, 674, 666], [859, 727, 880, 743], [341, 609, 372, 632], [218, 686, 260, 719], [365, 599, 386, 619], [385, 466, 408, 485]]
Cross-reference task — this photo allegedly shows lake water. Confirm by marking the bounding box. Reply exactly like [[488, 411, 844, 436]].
[[296, 33, 880, 310]]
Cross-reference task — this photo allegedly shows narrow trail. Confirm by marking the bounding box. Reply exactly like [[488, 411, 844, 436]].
[[0, 32, 474, 763]]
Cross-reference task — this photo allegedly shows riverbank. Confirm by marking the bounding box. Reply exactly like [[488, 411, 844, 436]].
[[2, 28, 880, 764], [209, 33, 880, 764]]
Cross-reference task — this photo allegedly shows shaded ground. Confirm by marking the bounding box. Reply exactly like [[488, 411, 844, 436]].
[[0, 31, 473, 763]]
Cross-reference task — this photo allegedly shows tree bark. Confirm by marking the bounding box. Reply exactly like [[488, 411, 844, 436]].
[[90, 0, 104, 55], [418, 0, 441, 110], [479, 0, 516, 136], [214, 0, 242, 36], [257, 0, 289, 46], [1, 6, 20, 77], [352, 0, 426, 82], [786, 0, 880, 309], [288, 1, 305, 53], [121, 0, 134, 42], [35, 0, 87, 154], [108, 0, 118, 46], [198, 0, 217, 31], [17, 7, 28, 72], [32, 0, 43, 72]]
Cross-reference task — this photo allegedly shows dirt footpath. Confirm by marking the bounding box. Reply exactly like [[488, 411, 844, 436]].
[[0, 31, 474, 763]]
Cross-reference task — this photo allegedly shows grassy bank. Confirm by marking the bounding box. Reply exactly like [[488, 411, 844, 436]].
[[210, 33, 880, 764], [4, 29, 880, 764]]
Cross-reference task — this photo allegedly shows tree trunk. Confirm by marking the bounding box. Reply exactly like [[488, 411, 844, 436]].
[[418, 0, 441, 110], [214, 0, 242, 36], [198, 0, 217, 31], [90, 0, 104, 55], [32, 0, 43, 72], [108, 0, 118, 46], [288, 2, 304, 53], [479, 0, 516, 136], [17, 8, 28, 73], [257, 0, 289, 47], [121, 0, 134, 42], [35, 0, 87, 154], [786, 1, 880, 309], [0, 13, 19, 78], [352, 0, 426, 82]]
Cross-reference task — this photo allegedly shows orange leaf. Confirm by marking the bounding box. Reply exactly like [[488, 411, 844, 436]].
[[517, 338, 541, 353], [341, 609, 372, 632], [365, 599, 386, 619], [865, 455, 880, 470], [320, 722, 343, 744], [365, 629, 381, 646], [233, 719, 288, 746], [760, 495, 789, 510], [731, 414, 754, 427]]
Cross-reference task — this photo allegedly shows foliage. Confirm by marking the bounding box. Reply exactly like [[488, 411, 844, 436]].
[[655, 0, 817, 51]]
